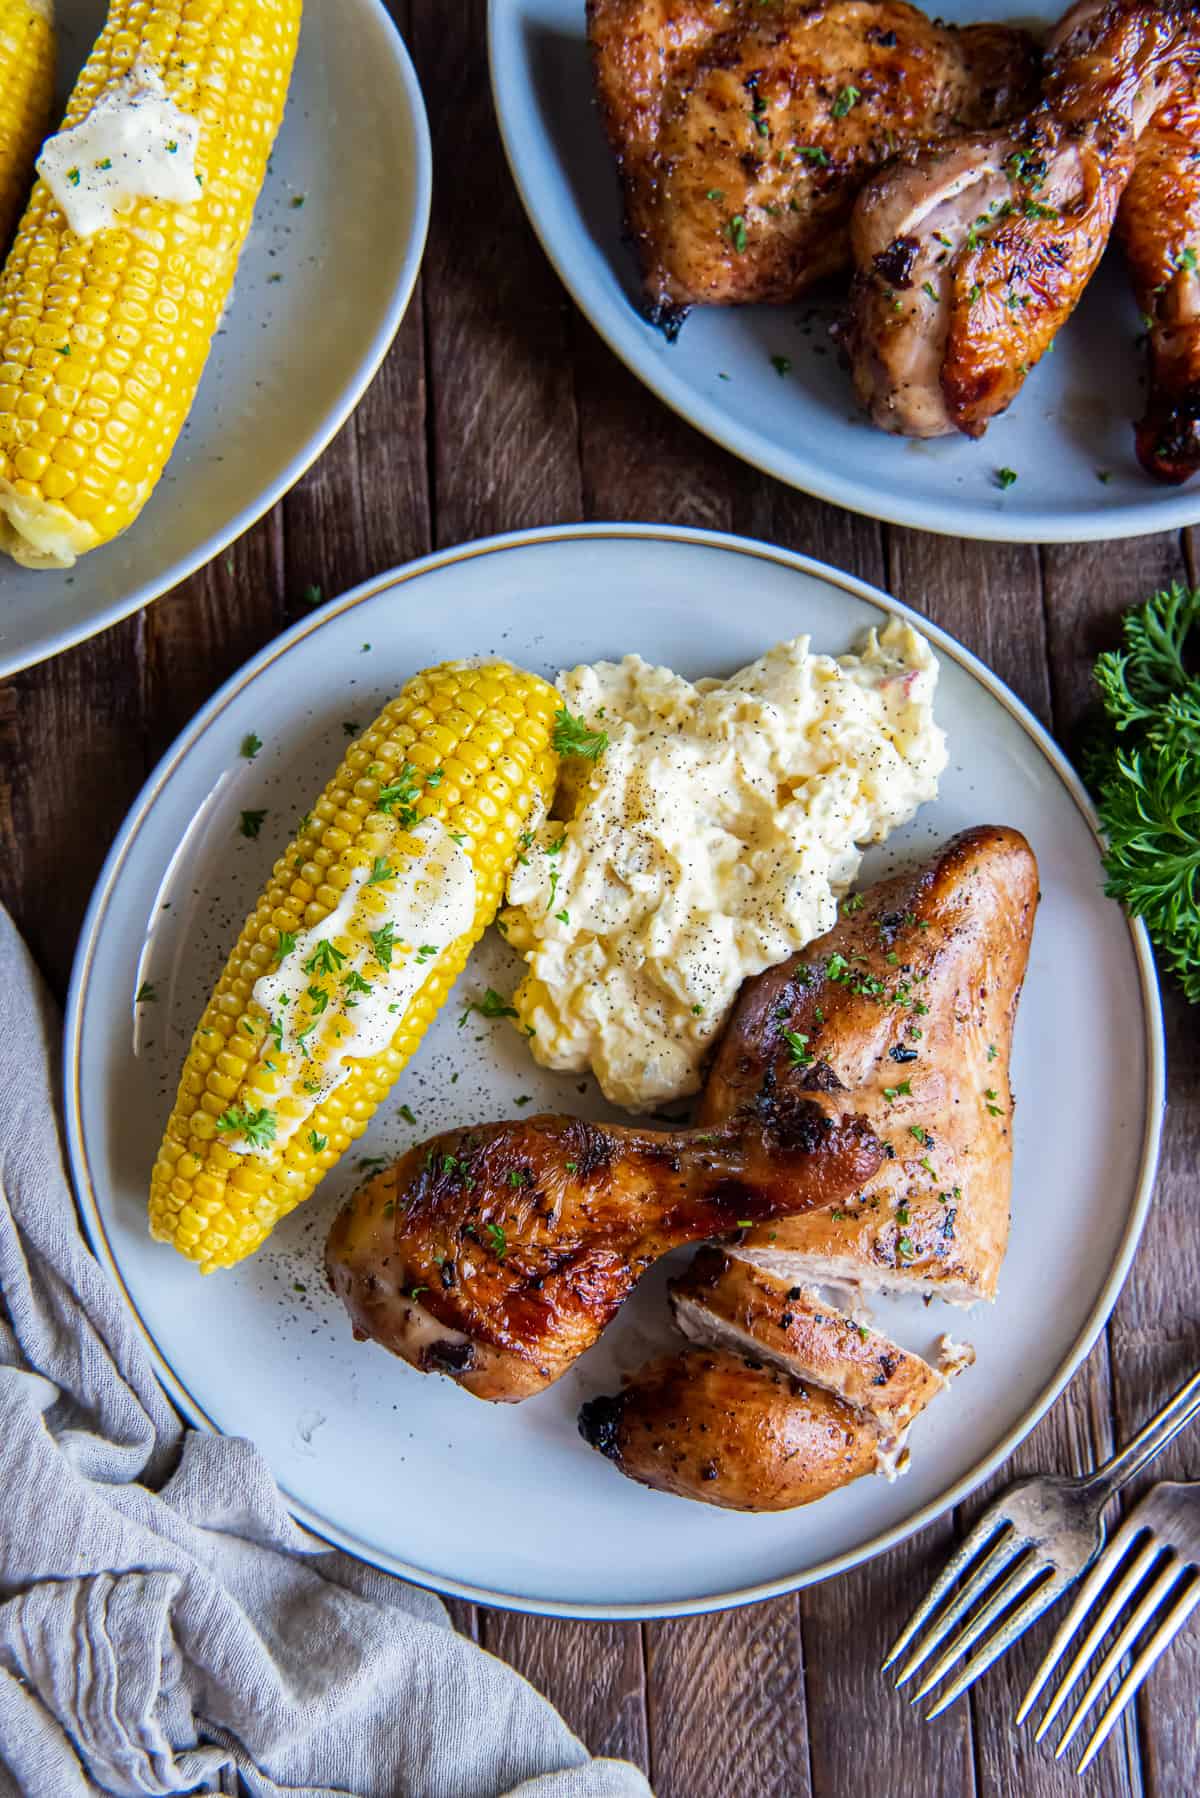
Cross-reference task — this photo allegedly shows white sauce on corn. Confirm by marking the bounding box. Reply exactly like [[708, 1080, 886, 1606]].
[[503, 620, 947, 1111], [37, 59, 202, 238], [236, 821, 475, 1154]]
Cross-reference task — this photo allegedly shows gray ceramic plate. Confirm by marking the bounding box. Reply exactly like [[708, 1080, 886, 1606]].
[[0, 0, 431, 677], [490, 0, 1200, 543], [66, 525, 1164, 1617]]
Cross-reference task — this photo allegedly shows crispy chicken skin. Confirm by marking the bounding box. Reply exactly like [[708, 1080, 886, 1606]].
[[579, 1348, 880, 1510], [325, 1094, 882, 1402], [587, 0, 1040, 332], [697, 826, 1038, 1305], [845, 0, 1200, 438], [1117, 84, 1200, 483]]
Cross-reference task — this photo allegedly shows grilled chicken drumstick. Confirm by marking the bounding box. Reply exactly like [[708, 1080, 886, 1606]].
[[846, 0, 1200, 438], [588, 0, 1040, 333], [326, 1094, 882, 1402]]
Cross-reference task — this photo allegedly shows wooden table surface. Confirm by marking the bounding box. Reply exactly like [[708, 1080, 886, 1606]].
[[3, 4, 1198, 1792]]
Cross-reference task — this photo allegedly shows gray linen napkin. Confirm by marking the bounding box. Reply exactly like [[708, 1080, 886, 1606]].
[[0, 906, 651, 1798]]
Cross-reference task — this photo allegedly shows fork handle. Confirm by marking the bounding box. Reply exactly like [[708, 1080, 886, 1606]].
[[1085, 1368, 1200, 1502]]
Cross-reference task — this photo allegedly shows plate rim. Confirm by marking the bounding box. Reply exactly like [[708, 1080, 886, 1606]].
[[0, 0, 433, 681], [486, 0, 1200, 547], [64, 521, 1166, 1620]]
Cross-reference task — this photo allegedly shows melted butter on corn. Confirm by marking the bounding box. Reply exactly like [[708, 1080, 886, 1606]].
[[238, 820, 476, 1153], [37, 58, 202, 238]]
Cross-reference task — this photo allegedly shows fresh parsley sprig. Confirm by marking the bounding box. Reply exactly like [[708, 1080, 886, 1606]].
[[1087, 583, 1200, 1002]]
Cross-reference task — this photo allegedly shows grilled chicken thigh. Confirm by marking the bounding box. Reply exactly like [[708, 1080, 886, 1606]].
[[845, 0, 1200, 438], [588, 0, 1040, 332], [326, 1093, 882, 1402], [698, 826, 1037, 1304], [1118, 83, 1200, 482]]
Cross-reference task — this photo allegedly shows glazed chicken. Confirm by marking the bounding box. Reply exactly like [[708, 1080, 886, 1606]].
[[845, 0, 1200, 438], [1117, 83, 1200, 482], [325, 1092, 882, 1402], [587, 0, 1041, 333]]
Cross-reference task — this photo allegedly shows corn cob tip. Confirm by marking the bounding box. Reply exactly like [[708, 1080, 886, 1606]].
[[0, 478, 96, 567]]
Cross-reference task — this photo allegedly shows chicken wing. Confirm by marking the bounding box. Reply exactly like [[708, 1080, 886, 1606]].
[[1117, 82, 1200, 482], [588, 0, 1040, 333], [325, 1092, 882, 1402], [579, 1347, 881, 1510], [845, 0, 1200, 438]]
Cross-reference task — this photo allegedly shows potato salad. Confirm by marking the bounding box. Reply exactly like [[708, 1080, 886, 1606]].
[[501, 620, 948, 1111]]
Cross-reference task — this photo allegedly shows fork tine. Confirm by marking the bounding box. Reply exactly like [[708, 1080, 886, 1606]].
[[910, 1549, 1046, 1703], [882, 1514, 1009, 1675], [1054, 1558, 1184, 1758], [892, 1525, 1021, 1688], [1027, 1530, 1159, 1740], [1076, 1576, 1200, 1774], [923, 1566, 1067, 1719]]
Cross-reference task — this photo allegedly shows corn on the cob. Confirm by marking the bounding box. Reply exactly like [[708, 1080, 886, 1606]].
[[0, 0, 54, 253], [0, 0, 301, 569], [150, 659, 561, 1273]]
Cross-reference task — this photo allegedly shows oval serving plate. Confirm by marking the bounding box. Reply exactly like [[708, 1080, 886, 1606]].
[[0, 0, 431, 678], [489, 0, 1200, 545], [66, 524, 1163, 1618]]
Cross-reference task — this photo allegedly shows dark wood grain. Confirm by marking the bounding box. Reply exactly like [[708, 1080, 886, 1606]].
[[0, 3, 1197, 1792]]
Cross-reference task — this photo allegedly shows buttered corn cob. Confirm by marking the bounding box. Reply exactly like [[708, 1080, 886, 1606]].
[[151, 660, 561, 1273], [0, 0, 54, 251], [0, 0, 301, 568]]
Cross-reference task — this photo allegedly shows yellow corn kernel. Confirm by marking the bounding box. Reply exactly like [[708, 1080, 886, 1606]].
[[0, 1, 53, 253], [149, 660, 561, 1273], [0, 1, 301, 568]]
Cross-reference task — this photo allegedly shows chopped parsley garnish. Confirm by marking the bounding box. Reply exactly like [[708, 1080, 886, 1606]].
[[897, 1234, 915, 1261], [342, 721, 359, 738], [459, 987, 518, 1026], [342, 969, 373, 998], [369, 923, 396, 969], [922, 282, 938, 302], [996, 467, 1018, 489], [986, 1043, 998, 1061], [723, 213, 748, 253], [216, 1105, 276, 1148], [782, 1028, 814, 1067], [302, 583, 323, 607], [832, 85, 861, 118], [486, 1221, 507, 1261], [66, 167, 80, 187], [303, 940, 347, 976], [358, 1155, 389, 1172], [376, 764, 422, 828], [706, 187, 725, 200], [306, 984, 329, 1016], [882, 1081, 912, 1101], [842, 892, 865, 913], [398, 1103, 417, 1126], [1177, 246, 1198, 273], [770, 353, 792, 376], [416, 943, 438, 962], [552, 707, 608, 761], [135, 981, 157, 1003], [909, 1124, 930, 1145], [240, 732, 262, 760], [366, 857, 396, 886], [239, 809, 267, 839], [797, 145, 829, 166], [308, 1130, 328, 1153], [554, 909, 570, 925]]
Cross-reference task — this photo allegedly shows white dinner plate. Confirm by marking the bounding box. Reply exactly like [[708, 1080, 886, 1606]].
[[489, 0, 1200, 544], [66, 524, 1164, 1618], [0, 0, 431, 678]]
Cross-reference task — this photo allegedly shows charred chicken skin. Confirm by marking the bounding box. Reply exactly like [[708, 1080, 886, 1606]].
[[846, 0, 1200, 439], [1117, 81, 1200, 482], [325, 1093, 882, 1402], [587, 0, 1041, 333]]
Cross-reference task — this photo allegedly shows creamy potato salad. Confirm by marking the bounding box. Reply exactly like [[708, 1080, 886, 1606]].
[[501, 621, 947, 1111]]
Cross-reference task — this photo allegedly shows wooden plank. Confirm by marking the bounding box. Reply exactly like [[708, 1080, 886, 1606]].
[[412, 0, 582, 550], [481, 1615, 649, 1768], [646, 1599, 812, 1798], [0, 614, 147, 1000], [1041, 529, 1199, 1798]]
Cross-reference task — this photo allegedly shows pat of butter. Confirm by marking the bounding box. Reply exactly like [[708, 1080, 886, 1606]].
[[37, 59, 202, 238]]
